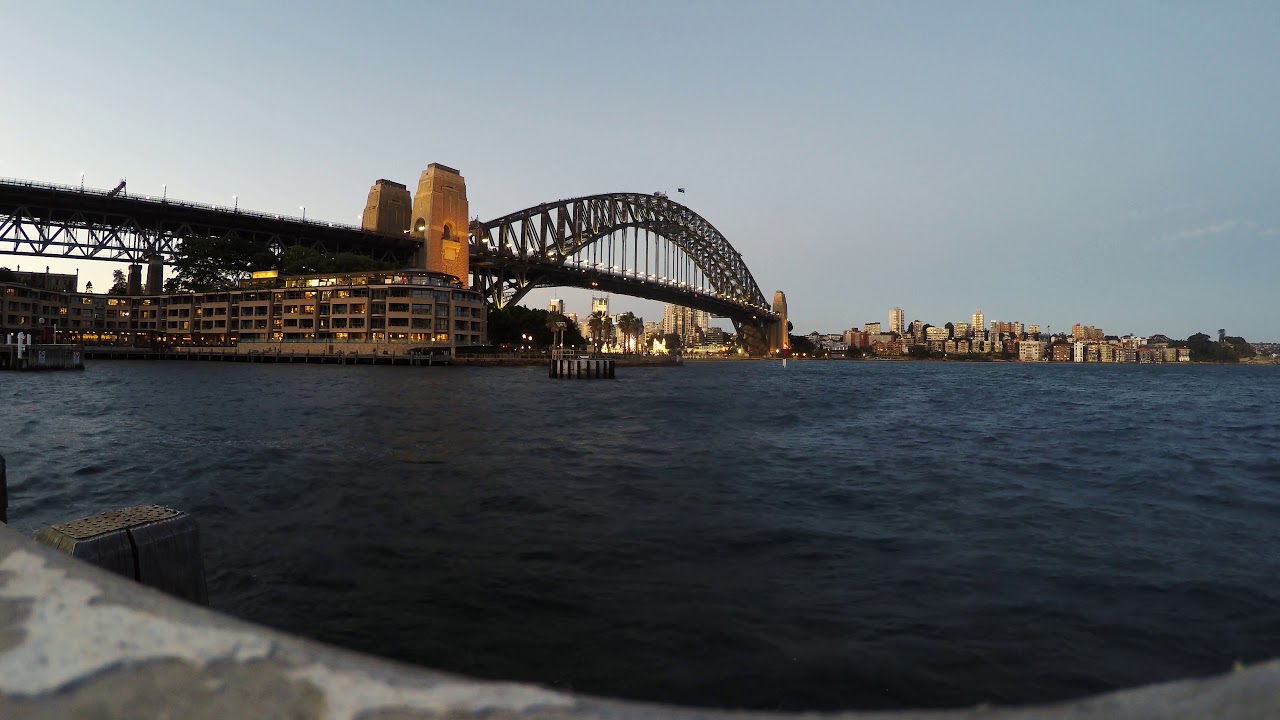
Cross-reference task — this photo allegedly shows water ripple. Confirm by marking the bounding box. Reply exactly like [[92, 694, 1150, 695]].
[[2, 360, 1279, 711]]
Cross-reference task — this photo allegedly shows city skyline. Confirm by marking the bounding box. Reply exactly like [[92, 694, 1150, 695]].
[[3, 2, 1278, 339]]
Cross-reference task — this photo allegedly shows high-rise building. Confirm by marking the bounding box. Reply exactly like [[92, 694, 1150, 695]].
[[889, 307, 905, 335], [547, 299, 565, 315], [591, 296, 609, 317], [971, 310, 984, 333], [661, 304, 710, 346]]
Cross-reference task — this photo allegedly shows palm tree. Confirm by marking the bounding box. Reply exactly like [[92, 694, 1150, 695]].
[[588, 310, 609, 355], [617, 312, 638, 354]]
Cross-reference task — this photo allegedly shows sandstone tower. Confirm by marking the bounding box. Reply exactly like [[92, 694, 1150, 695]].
[[409, 164, 469, 286], [770, 290, 790, 354], [361, 179, 412, 235]]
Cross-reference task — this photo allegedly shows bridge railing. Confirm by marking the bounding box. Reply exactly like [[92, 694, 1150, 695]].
[[0, 176, 373, 234]]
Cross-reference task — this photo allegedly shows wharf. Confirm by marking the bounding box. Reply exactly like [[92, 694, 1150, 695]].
[[1, 343, 85, 371], [83, 348, 450, 366]]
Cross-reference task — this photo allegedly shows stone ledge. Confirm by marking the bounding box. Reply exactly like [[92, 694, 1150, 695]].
[[0, 522, 1276, 719]]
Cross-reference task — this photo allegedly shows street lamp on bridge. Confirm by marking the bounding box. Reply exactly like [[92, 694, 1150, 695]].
[[232, 195, 238, 212], [79, 172, 84, 192], [300, 205, 306, 221]]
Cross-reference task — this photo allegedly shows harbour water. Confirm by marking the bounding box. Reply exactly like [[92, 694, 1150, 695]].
[[3, 360, 1279, 711]]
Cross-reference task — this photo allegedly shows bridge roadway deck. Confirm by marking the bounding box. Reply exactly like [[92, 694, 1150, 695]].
[[0, 178, 417, 263]]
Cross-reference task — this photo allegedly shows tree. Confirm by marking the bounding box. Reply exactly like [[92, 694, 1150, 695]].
[[587, 310, 613, 354], [0, 267, 14, 283], [487, 305, 584, 351], [545, 311, 584, 352], [944, 321, 955, 339], [167, 236, 277, 292], [278, 246, 392, 275], [616, 311, 641, 354], [109, 269, 128, 295], [788, 333, 818, 356], [1186, 332, 1241, 363]]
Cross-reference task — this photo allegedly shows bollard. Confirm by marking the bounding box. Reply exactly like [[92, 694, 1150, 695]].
[[34, 504, 209, 605]]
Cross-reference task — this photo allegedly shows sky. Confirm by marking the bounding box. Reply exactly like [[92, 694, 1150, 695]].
[[2, 1, 1278, 340]]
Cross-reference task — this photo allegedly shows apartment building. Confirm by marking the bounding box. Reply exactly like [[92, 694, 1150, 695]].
[[3, 269, 486, 351]]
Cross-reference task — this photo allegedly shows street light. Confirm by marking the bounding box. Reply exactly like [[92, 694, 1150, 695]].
[[79, 172, 84, 191], [300, 205, 306, 220], [232, 195, 238, 211], [162, 183, 167, 201]]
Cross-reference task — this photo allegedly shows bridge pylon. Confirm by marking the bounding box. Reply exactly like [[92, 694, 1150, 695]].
[[409, 164, 470, 287], [768, 290, 790, 355]]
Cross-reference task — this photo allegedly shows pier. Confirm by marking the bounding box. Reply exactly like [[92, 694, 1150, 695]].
[[548, 356, 616, 379], [1, 334, 84, 371]]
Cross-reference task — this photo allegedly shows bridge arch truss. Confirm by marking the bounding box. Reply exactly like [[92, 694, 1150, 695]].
[[470, 193, 775, 329]]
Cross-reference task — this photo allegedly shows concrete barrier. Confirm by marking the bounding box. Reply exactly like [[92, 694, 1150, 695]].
[[0, 520, 1278, 718], [34, 505, 208, 605]]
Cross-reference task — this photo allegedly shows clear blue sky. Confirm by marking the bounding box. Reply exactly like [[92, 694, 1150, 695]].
[[3, 1, 1278, 339]]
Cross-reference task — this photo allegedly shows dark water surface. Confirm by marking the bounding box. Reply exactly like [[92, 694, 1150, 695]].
[[4, 360, 1279, 711]]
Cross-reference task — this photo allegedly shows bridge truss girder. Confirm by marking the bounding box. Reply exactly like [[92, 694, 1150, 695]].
[[470, 193, 775, 324], [0, 180, 417, 266]]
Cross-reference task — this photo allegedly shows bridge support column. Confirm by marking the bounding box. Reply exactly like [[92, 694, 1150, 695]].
[[127, 264, 143, 296]]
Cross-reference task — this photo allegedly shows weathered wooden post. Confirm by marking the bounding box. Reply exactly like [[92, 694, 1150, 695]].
[[34, 505, 208, 605], [1, 453, 7, 524]]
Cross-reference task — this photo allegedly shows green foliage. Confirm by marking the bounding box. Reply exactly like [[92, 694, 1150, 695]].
[[164, 237, 398, 294], [278, 246, 393, 275], [0, 267, 14, 283], [615, 311, 644, 354], [109, 269, 128, 295], [788, 333, 818, 355], [1226, 336, 1255, 358], [587, 310, 613, 353], [907, 344, 933, 359], [166, 237, 277, 293], [1186, 332, 1252, 363], [487, 305, 584, 349]]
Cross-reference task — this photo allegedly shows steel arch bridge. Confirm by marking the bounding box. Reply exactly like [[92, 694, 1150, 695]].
[[470, 193, 777, 345], [0, 179, 781, 351]]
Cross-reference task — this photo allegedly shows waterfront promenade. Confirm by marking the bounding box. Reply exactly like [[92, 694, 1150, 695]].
[[80, 346, 681, 368]]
